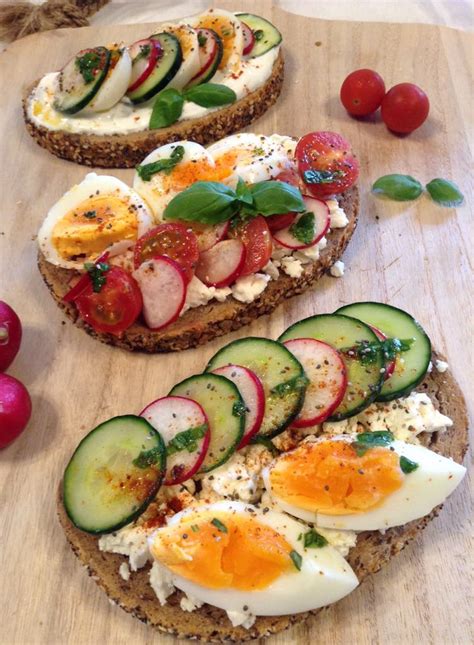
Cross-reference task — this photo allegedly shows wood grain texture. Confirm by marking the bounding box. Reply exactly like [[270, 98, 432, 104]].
[[0, 2, 472, 644]]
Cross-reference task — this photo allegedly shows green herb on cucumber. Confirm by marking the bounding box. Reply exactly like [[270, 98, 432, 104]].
[[425, 178, 464, 207], [342, 337, 414, 365], [351, 430, 394, 457], [133, 445, 165, 468], [75, 51, 102, 84], [136, 145, 185, 181], [84, 261, 110, 293], [232, 400, 247, 417], [400, 455, 419, 474], [211, 517, 228, 533], [166, 424, 208, 456], [303, 529, 328, 549], [289, 212, 315, 245], [270, 375, 309, 398]]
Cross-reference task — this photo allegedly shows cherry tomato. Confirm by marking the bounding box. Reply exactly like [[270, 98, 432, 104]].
[[381, 83, 430, 134], [340, 68, 386, 116], [134, 223, 199, 282], [0, 302, 22, 372], [266, 212, 297, 233], [0, 374, 32, 448], [273, 168, 302, 188], [230, 216, 272, 275], [296, 131, 360, 199], [75, 266, 143, 336]]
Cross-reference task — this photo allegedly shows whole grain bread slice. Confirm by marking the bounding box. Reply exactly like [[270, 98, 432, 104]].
[[23, 53, 284, 168], [57, 354, 468, 642], [38, 185, 359, 353]]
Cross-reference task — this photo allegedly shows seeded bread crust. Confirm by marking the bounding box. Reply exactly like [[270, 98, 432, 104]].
[[57, 356, 468, 642], [37, 186, 359, 353], [23, 52, 284, 168]]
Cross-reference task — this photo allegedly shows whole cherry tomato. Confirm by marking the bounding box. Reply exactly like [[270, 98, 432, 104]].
[[381, 83, 430, 134], [340, 68, 386, 116]]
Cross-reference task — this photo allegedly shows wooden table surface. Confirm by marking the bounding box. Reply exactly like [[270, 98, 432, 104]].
[[0, 2, 472, 643]]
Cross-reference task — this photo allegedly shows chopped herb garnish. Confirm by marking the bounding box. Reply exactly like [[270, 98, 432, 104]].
[[303, 169, 344, 185], [289, 549, 302, 571], [191, 524, 200, 532], [352, 431, 394, 457], [342, 338, 414, 366], [211, 518, 228, 533], [232, 400, 247, 417], [84, 261, 110, 293], [303, 529, 328, 549], [289, 211, 315, 245], [400, 455, 419, 474], [197, 32, 207, 47], [136, 43, 151, 61], [166, 424, 207, 456], [136, 145, 185, 181], [254, 29, 264, 41], [75, 51, 102, 84], [133, 445, 164, 469], [271, 375, 309, 398], [83, 210, 96, 219]]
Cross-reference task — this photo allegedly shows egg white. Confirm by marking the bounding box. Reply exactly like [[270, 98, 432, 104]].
[[262, 436, 466, 531], [133, 141, 214, 219], [190, 9, 244, 70], [160, 24, 201, 90], [38, 173, 153, 270], [88, 47, 132, 113], [148, 500, 358, 616]]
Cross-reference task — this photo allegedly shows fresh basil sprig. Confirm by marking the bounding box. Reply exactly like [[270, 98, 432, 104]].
[[372, 174, 423, 201], [248, 181, 306, 216], [182, 83, 237, 108], [425, 178, 464, 207], [289, 212, 315, 245], [136, 145, 185, 181]]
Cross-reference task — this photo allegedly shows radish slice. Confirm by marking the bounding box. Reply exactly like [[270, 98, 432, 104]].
[[189, 28, 218, 81], [212, 365, 265, 448], [370, 324, 396, 380], [127, 39, 161, 93], [195, 239, 246, 288], [284, 338, 347, 427], [140, 396, 210, 485], [272, 196, 330, 250], [187, 221, 230, 252], [133, 256, 186, 330], [241, 22, 255, 55]]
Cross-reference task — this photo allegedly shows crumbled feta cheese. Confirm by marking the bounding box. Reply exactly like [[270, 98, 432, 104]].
[[330, 260, 345, 277], [119, 562, 130, 581], [427, 361, 433, 373], [315, 527, 358, 557], [182, 276, 231, 313], [180, 593, 204, 612], [149, 561, 175, 605], [262, 260, 280, 280], [231, 273, 270, 303], [226, 609, 256, 629], [199, 452, 264, 503], [322, 392, 453, 444], [293, 236, 327, 264], [435, 360, 449, 373], [281, 256, 304, 278], [326, 199, 349, 228], [271, 245, 292, 261], [98, 525, 152, 571]]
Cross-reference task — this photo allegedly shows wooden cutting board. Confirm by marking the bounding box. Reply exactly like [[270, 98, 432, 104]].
[[0, 2, 472, 643]]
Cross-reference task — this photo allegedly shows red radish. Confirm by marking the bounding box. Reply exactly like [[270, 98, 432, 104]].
[[212, 365, 265, 448], [272, 196, 330, 250], [195, 239, 246, 288], [0, 374, 32, 448], [241, 22, 255, 55], [284, 338, 347, 427], [370, 325, 396, 380], [186, 221, 230, 252], [133, 256, 186, 330], [266, 212, 297, 233], [127, 39, 161, 93], [189, 29, 219, 83], [140, 396, 210, 485], [63, 251, 110, 303], [0, 302, 22, 372]]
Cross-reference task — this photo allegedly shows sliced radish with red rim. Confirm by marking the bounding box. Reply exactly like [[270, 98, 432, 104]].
[[140, 396, 210, 485], [133, 255, 186, 330], [283, 338, 347, 427], [369, 324, 396, 380], [195, 239, 246, 288], [272, 196, 330, 250], [241, 22, 255, 55], [186, 221, 230, 252], [128, 39, 161, 93], [211, 365, 265, 448]]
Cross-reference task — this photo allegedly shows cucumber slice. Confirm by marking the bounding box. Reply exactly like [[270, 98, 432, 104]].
[[169, 373, 244, 473], [187, 29, 223, 87], [205, 338, 306, 438], [336, 302, 432, 401], [63, 415, 165, 534], [279, 315, 384, 420], [54, 47, 111, 115], [236, 13, 282, 58], [127, 32, 182, 104]]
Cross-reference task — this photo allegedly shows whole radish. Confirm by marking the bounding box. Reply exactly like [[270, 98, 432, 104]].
[[0, 373, 32, 448], [0, 301, 22, 371]]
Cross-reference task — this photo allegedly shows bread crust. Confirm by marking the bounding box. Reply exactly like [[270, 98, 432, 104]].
[[38, 186, 359, 353], [23, 52, 284, 168], [56, 355, 468, 642]]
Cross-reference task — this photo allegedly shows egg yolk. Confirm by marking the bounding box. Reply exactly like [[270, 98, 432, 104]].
[[52, 195, 138, 261], [161, 152, 236, 192], [150, 511, 293, 590], [269, 440, 403, 515], [195, 15, 240, 69]]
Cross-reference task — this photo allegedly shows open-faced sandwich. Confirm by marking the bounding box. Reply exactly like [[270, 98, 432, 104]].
[[37, 131, 360, 352], [58, 302, 467, 642], [23, 9, 284, 167]]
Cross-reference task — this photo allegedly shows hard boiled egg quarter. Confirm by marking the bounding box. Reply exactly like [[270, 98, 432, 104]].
[[87, 45, 132, 113], [38, 173, 153, 270], [148, 500, 358, 616], [158, 24, 201, 89], [191, 9, 244, 71], [262, 436, 466, 531]]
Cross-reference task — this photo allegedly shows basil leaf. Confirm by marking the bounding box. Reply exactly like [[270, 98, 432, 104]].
[[289, 550, 302, 571], [149, 88, 184, 129], [426, 178, 464, 207], [84, 261, 110, 293], [133, 445, 164, 469], [250, 181, 306, 216], [303, 169, 344, 185], [400, 455, 419, 474], [183, 83, 237, 108], [211, 518, 228, 533], [372, 174, 423, 201], [289, 212, 315, 245], [163, 181, 240, 224], [236, 177, 254, 206], [136, 145, 185, 181], [303, 529, 328, 549]]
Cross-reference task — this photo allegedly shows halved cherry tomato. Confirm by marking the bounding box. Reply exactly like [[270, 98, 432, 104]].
[[295, 131, 360, 199], [273, 168, 302, 188], [133, 223, 199, 282], [340, 68, 386, 116], [381, 83, 430, 134], [63, 252, 110, 303], [266, 212, 297, 233], [75, 266, 142, 336], [230, 216, 272, 275]]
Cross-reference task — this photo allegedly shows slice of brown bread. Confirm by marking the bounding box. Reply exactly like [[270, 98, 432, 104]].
[[23, 52, 284, 168], [38, 185, 359, 353], [57, 354, 468, 642]]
